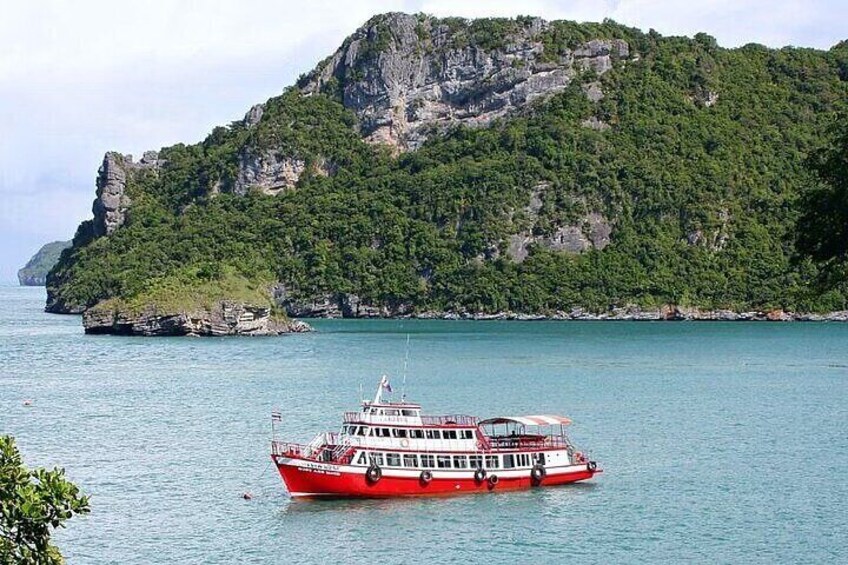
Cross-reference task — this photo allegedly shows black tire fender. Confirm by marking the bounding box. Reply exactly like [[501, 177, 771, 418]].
[[474, 467, 487, 483], [366, 464, 382, 483], [531, 464, 546, 483], [420, 470, 433, 484]]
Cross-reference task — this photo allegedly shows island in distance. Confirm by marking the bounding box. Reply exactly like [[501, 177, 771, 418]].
[[18, 240, 71, 286], [43, 13, 848, 335]]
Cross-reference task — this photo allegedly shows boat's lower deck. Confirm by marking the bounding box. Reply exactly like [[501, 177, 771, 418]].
[[274, 456, 600, 498]]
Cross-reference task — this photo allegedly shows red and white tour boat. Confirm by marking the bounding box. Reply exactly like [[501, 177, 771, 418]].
[[271, 377, 601, 498]]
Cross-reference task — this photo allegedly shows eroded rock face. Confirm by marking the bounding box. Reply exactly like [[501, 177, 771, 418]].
[[92, 151, 160, 237], [243, 103, 265, 127], [82, 301, 312, 336], [506, 188, 612, 262], [273, 286, 412, 318], [234, 150, 307, 195], [301, 13, 629, 151], [233, 149, 334, 195]]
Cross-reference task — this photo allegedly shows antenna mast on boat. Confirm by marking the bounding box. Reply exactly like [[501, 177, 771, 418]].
[[401, 333, 410, 401]]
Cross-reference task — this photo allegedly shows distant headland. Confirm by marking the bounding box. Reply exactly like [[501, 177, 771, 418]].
[[18, 241, 71, 286]]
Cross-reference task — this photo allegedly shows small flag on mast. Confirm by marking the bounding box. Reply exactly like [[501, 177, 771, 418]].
[[381, 375, 393, 393]]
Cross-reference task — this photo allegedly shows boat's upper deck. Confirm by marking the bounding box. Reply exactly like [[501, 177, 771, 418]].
[[343, 404, 478, 428]]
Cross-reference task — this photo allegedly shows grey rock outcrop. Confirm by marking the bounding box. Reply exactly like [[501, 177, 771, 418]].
[[234, 149, 307, 195], [581, 116, 611, 130], [233, 149, 334, 195], [507, 208, 611, 262], [92, 151, 160, 237], [274, 286, 412, 319], [300, 13, 630, 151], [83, 300, 312, 336], [243, 103, 265, 127]]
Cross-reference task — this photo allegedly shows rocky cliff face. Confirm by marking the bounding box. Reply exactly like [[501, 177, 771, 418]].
[[92, 151, 160, 237], [82, 300, 312, 336], [300, 13, 628, 151]]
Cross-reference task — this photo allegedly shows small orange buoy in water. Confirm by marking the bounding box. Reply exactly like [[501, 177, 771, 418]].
[[242, 492, 252, 500], [23, 400, 33, 406]]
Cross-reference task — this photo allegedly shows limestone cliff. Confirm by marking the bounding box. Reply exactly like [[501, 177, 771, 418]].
[[82, 300, 312, 336], [92, 151, 160, 237], [300, 13, 628, 151]]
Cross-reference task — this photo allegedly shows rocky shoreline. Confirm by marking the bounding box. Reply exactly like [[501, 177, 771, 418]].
[[82, 301, 312, 336], [279, 294, 848, 322]]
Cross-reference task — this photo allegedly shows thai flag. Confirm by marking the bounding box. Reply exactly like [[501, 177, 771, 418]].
[[381, 375, 393, 393]]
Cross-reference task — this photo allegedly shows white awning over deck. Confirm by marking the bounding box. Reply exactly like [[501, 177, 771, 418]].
[[479, 415, 572, 427]]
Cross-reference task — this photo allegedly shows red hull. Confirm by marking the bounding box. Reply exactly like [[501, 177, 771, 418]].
[[275, 460, 600, 498]]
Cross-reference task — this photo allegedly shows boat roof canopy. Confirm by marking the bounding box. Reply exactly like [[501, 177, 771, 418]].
[[479, 415, 572, 427]]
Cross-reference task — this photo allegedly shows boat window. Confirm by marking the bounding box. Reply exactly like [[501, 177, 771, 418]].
[[420, 454, 435, 468], [369, 452, 384, 466], [357, 427, 368, 436], [348, 426, 358, 435], [409, 429, 424, 439], [461, 430, 474, 439], [369, 408, 378, 414], [385, 409, 400, 416], [535, 453, 546, 465], [356, 452, 367, 464], [436, 455, 452, 468], [401, 409, 417, 417], [485, 455, 500, 469], [503, 454, 515, 469], [452, 456, 468, 469], [386, 453, 401, 467], [403, 454, 418, 467], [469, 455, 482, 469], [426, 430, 441, 440], [391, 428, 408, 438], [519, 454, 530, 467], [442, 430, 458, 440], [374, 428, 390, 438]]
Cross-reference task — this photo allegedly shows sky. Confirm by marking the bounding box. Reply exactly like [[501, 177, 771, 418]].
[[1, 0, 846, 282]]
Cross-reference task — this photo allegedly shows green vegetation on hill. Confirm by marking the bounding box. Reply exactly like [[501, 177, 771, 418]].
[[48, 17, 848, 315], [18, 241, 71, 286]]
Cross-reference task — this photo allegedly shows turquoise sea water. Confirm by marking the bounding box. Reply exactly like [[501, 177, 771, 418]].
[[1, 285, 846, 563]]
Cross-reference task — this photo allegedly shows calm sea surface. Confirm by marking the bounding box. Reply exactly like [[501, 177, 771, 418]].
[[1, 285, 846, 564]]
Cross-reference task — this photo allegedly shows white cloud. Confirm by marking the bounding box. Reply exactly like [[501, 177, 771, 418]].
[[0, 0, 845, 281]]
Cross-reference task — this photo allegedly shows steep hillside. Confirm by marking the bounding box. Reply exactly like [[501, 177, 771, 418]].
[[47, 13, 848, 325], [18, 241, 71, 286]]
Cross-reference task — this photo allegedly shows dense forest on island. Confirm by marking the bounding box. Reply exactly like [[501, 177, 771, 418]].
[[47, 14, 848, 319]]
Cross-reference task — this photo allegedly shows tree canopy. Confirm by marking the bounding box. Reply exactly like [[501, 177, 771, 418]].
[[0, 436, 90, 564]]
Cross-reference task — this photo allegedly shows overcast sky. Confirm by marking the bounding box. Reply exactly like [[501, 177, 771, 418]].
[[1, 0, 845, 282]]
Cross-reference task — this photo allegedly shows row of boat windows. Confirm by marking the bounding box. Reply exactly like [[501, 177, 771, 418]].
[[366, 408, 420, 417], [357, 452, 542, 469], [343, 425, 475, 440]]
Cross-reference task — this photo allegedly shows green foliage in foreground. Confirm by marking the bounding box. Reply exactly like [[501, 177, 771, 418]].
[[0, 436, 90, 565], [49, 19, 848, 314]]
